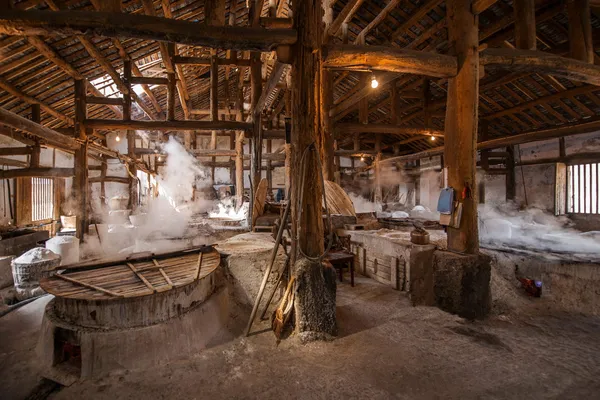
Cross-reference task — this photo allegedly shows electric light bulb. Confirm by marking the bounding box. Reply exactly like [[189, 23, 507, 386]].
[[115, 134, 121, 142], [360, 156, 365, 162], [430, 136, 436, 141], [158, 156, 163, 162], [371, 76, 379, 89]]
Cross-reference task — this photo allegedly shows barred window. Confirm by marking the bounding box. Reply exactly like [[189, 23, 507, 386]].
[[567, 163, 600, 214], [31, 177, 54, 221]]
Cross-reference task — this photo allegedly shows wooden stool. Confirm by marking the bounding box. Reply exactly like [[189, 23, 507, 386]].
[[325, 250, 355, 287]]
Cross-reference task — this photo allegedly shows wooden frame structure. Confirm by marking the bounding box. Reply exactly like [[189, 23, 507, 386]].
[[0, 0, 599, 331]]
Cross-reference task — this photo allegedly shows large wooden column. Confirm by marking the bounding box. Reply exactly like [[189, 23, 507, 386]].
[[567, 0, 593, 63], [127, 130, 138, 210], [290, 0, 336, 338], [444, 0, 480, 254], [210, 54, 219, 184], [513, 0, 536, 50], [321, 69, 335, 181], [73, 79, 88, 239], [374, 133, 382, 204]]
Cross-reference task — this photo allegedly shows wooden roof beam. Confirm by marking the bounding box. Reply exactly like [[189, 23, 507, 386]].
[[0, 10, 298, 52], [327, 0, 365, 38], [323, 45, 458, 78], [0, 76, 73, 125], [380, 117, 600, 165], [254, 61, 286, 117], [85, 119, 252, 132], [335, 123, 444, 137], [480, 48, 600, 87]]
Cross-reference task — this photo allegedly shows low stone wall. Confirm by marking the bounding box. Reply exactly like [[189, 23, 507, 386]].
[[484, 248, 600, 315]]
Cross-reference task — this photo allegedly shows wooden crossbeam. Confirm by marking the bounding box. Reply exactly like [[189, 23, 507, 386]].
[[85, 119, 252, 131], [55, 274, 122, 297], [127, 262, 156, 293], [0, 10, 298, 52], [480, 48, 600, 86], [0, 167, 74, 179], [335, 123, 444, 137], [323, 45, 458, 78]]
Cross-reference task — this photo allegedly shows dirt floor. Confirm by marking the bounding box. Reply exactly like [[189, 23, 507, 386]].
[[2, 275, 600, 399]]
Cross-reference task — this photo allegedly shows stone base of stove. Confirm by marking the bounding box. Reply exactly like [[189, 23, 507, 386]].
[[37, 285, 230, 384]]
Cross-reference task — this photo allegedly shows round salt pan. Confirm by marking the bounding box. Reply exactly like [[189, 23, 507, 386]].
[[14, 247, 60, 264]]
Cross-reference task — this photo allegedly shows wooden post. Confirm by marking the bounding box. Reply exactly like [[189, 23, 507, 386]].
[[513, 0, 536, 50], [334, 139, 341, 184], [121, 60, 132, 121], [167, 72, 176, 121], [249, 51, 263, 226], [506, 146, 516, 201], [210, 54, 219, 183], [290, 0, 336, 337], [266, 138, 272, 192], [567, 0, 593, 63], [444, 0, 480, 254], [374, 133, 382, 204], [127, 130, 138, 211], [73, 79, 88, 239], [321, 69, 335, 181], [30, 104, 41, 168]]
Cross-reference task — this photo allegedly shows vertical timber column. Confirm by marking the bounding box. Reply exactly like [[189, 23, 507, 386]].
[[291, 1, 327, 256], [30, 104, 41, 168], [73, 79, 88, 239], [167, 72, 176, 121], [290, 0, 336, 338], [250, 52, 263, 191], [374, 134, 382, 204], [210, 54, 219, 184], [321, 69, 335, 181], [127, 130, 138, 211], [266, 138, 272, 192], [513, 0, 536, 50], [567, 0, 593, 63], [444, 0, 479, 254]]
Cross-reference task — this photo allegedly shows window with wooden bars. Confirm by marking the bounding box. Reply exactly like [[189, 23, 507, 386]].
[[31, 177, 54, 222], [567, 163, 600, 214]]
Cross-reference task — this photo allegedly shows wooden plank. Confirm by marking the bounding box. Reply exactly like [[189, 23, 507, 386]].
[[194, 252, 203, 280], [54, 274, 122, 297], [252, 178, 268, 227], [85, 96, 124, 106], [153, 259, 174, 287], [472, 0, 497, 14], [0, 167, 74, 179], [567, 0, 594, 63], [127, 262, 156, 293], [129, 76, 169, 86], [0, 10, 298, 52]]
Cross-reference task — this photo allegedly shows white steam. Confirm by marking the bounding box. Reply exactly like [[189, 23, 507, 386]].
[[479, 203, 600, 255]]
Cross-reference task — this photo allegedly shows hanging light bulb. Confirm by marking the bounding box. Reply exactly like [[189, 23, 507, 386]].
[[360, 156, 365, 162], [370, 75, 379, 89], [157, 156, 163, 162], [430, 135, 436, 141], [115, 133, 121, 142]]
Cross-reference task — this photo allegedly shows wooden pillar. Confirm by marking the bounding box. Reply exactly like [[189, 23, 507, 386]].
[[334, 139, 341, 184], [210, 54, 219, 183], [167, 72, 176, 121], [0, 0, 13, 9], [249, 51, 263, 226], [73, 79, 88, 239], [99, 0, 121, 12], [30, 104, 41, 168], [291, 2, 327, 255], [444, 0, 480, 254], [290, 0, 336, 336], [567, 0, 593, 63], [100, 139, 107, 212], [506, 146, 516, 201], [127, 130, 138, 210], [321, 69, 335, 181], [514, 0, 536, 50], [266, 138, 272, 191], [374, 133, 382, 204]]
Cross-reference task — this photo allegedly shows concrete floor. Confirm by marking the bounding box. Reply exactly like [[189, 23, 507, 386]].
[[2, 276, 600, 399]]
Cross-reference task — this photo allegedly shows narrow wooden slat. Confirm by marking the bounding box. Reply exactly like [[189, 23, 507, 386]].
[[127, 262, 156, 293], [195, 252, 203, 280], [153, 259, 174, 287], [55, 274, 122, 297]]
